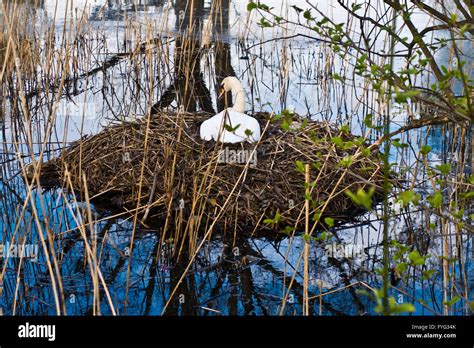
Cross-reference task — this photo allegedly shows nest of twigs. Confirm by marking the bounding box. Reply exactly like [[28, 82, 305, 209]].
[[34, 111, 387, 232]]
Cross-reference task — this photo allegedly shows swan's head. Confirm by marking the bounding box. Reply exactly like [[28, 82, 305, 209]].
[[219, 76, 243, 98]]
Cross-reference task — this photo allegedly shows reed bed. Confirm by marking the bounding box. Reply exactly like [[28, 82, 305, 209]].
[[0, 0, 471, 317], [30, 110, 387, 236], [0, 1, 40, 72]]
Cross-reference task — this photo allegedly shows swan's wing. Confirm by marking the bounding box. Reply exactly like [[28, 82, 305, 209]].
[[200, 118, 214, 141], [228, 112, 261, 142], [250, 117, 261, 141], [200, 112, 226, 141], [200, 111, 261, 143]]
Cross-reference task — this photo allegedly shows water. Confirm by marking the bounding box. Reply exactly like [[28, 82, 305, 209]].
[[0, 0, 471, 316]]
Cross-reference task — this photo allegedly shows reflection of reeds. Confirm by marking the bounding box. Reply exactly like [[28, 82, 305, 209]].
[[0, 0, 471, 316]]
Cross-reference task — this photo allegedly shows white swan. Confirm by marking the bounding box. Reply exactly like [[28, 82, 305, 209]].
[[199, 77, 261, 143]]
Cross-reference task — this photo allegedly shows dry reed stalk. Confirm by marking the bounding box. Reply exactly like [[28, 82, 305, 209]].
[[303, 163, 309, 316]]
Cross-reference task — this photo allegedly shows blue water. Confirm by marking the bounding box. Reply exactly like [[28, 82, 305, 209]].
[[0, 0, 471, 316]]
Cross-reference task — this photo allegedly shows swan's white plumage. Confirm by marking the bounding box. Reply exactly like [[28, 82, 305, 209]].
[[200, 77, 261, 143], [200, 109, 261, 143]]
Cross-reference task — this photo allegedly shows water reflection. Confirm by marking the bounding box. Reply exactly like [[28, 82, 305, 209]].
[[0, 0, 471, 316], [152, 0, 234, 113]]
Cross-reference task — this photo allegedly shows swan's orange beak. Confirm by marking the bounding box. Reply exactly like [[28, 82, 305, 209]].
[[218, 88, 225, 99]]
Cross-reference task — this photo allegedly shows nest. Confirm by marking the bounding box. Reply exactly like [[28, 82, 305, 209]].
[[35, 111, 387, 232]]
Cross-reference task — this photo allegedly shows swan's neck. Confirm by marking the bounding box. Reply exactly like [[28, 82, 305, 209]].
[[231, 85, 246, 113]]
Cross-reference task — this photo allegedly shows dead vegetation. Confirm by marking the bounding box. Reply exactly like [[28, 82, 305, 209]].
[[32, 110, 388, 235]]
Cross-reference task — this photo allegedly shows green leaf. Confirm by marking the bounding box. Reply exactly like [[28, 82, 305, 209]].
[[393, 139, 408, 149], [324, 217, 335, 227], [319, 17, 329, 25], [395, 262, 407, 274], [274, 211, 282, 223], [414, 258, 425, 266], [462, 191, 474, 200], [428, 191, 443, 209], [355, 289, 375, 301], [422, 269, 436, 280], [312, 210, 322, 222], [452, 209, 464, 220], [281, 120, 291, 131], [335, 22, 345, 31], [333, 73, 344, 81], [303, 10, 312, 20], [247, 2, 257, 11], [271, 114, 282, 122], [264, 211, 282, 225], [338, 155, 353, 168], [435, 163, 450, 175], [394, 90, 420, 103], [257, 3, 270, 11], [363, 113, 373, 128], [468, 174, 474, 185], [408, 250, 421, 263], [258, 18, 273, 28], [282, 225, 295, 235], [331, 136, 344, 147], [397, 190, 420, 208], [224, 124, 240, 132], [345, 187, 375, 210], [443, 295, 461, 307], [312, 161, 322, 170], [420, 145, 431, 156], [295, 160, 305, 173], [391, 302, 416, 314], [244, 129, 254, 137], [351, 3, 363, 12]]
